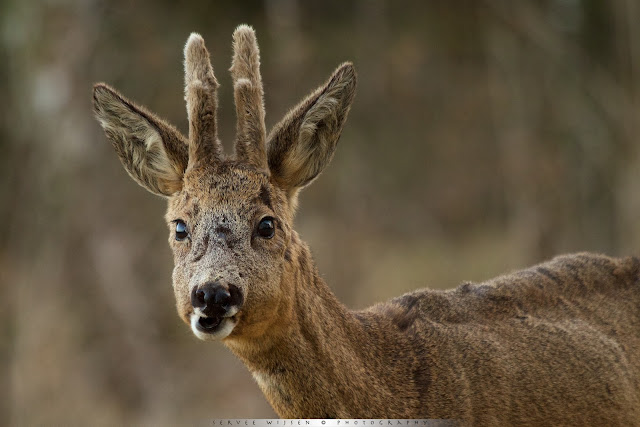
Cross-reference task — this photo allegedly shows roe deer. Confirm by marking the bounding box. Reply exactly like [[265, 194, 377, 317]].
[[93, 25, 640, 424]]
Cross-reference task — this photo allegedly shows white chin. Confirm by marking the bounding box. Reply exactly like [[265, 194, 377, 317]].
[[190, 314, 237, 341]]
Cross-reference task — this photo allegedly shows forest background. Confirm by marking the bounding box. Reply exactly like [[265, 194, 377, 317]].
[[3, 0, 640, 423]]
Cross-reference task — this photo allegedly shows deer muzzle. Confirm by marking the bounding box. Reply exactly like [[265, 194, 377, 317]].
[[190, 281, 243, 340]]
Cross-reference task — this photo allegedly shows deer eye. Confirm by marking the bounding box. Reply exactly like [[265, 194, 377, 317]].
[[175, 220, 189, 241], [257, 217, 275, 239]]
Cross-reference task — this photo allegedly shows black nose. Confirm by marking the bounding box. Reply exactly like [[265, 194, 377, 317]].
[[191, 282, 241, 317], [192, 282, 230, 316]]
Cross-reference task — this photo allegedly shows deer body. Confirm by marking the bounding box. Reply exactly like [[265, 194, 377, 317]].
[[228, 239, 640, 423], [93, 26, 640, 425]]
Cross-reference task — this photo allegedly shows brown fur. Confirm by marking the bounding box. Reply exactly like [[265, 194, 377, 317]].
[[267, 62, 356, 204], [184, 33, 222, 165], [231, 25, 268, 169], [92, 84, 188, 196], [93, 26, 640, 425]]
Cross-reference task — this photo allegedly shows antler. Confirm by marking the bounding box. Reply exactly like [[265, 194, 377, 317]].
[[184, 33, 222, 166], [230, 25, 268, 169]]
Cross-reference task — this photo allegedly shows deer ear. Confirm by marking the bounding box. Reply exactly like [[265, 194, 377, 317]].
[[267, 63, 356, 195], [93, 83, 189, 197]]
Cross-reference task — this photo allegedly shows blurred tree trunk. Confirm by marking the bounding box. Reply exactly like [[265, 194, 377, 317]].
[[485, 0, 632, 260], [484, 3, 544, 261], [265, 0, 305, 124], [613, 0, 640, 254], [2, 1, 174, 423]]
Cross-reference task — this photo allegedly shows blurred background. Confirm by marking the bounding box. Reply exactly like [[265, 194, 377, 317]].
[[3, 0, 640, 423]]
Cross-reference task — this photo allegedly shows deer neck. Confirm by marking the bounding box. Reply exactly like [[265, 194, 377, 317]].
[[224, 232, 392, 418]]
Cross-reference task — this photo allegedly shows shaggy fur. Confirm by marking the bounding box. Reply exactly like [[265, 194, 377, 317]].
[[231, 25, 268, 169], [268, 62, 356, 202], [184, 33, 222, 165], [92, 84, 188, 196], [93, 26, 640, 425]]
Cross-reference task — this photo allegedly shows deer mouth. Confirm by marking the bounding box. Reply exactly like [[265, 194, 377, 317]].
[[188, 282, 243, 340], [197, 315, 223, 330], [190, 309, 239, 341]]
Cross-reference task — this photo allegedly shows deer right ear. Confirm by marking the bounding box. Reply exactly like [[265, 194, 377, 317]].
[[267, 63, 356, 196], [93, 83, 189, 197]]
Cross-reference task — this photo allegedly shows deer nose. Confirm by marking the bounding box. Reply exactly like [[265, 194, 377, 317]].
[[192, 282, 231, 316]]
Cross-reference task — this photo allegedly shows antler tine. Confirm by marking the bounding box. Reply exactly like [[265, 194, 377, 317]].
[[184, 33, 222, 165], [230, 25, 268, 169]]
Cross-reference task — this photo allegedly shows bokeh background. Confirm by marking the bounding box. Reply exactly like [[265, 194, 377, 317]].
[[3, 0, 640, 423]]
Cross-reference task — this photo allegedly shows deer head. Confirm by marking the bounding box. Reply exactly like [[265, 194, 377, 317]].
[[93, 26, 356, 342]]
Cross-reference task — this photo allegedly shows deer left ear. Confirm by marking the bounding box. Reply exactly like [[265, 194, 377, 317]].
[[93, 83, 189, 197], [267, 63, 356, 194]]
